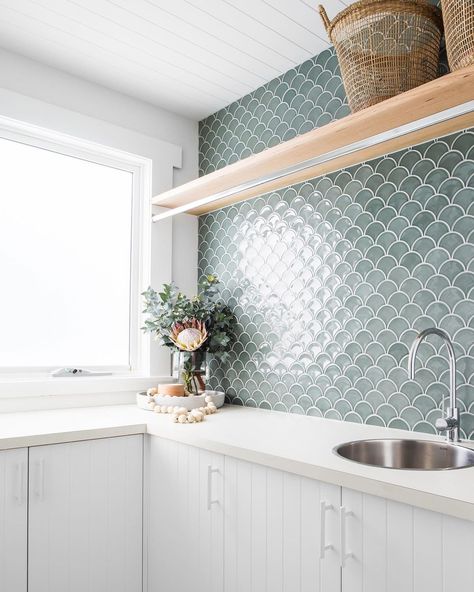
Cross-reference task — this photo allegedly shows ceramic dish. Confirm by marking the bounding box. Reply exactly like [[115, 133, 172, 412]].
[[136, 390, 225, 411]]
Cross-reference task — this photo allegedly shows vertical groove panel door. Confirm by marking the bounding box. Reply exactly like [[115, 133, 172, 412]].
[[145, 436, 224, 592], [28, 435, 143, 592], [0, 447, 27, 592], [223, 456, 341, 592], [341, 487, 474, 592]]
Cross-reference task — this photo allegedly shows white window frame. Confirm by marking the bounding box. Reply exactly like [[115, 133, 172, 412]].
[[0, 115, 152, 379]]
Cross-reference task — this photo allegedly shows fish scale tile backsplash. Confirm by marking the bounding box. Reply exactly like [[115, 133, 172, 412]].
[[198, 49, 473, 439], [199, 47, 348, 176], [199, 46, 448, 176]]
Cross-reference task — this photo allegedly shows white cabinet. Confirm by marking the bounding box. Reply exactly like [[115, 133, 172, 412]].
[[223, 455, 340, 592], [341, 488, 474, 592], [145, 437, 340, 592], [3, 431, 474, 592], [145, 436, 474, 592], [145, 436, 224, 592], [28, 435, 143, 592], [0, 448, 27, 592]]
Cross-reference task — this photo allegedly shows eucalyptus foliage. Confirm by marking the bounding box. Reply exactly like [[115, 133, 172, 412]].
[[142, 275, 235, 360]]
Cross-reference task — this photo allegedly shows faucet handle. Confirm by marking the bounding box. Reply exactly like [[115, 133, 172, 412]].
[[435, 416, 458, 432]]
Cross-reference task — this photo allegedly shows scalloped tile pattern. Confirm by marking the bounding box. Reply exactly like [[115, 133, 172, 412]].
[[199, 129, 474, 439], [199, 45, 449, 176], [199, 47, 348, 176]]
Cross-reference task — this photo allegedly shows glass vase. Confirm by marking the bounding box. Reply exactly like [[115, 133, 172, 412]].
[[172, 350, 208, 395]]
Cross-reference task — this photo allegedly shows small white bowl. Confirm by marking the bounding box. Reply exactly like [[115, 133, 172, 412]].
[[136, 390, 225, 411], [204, 390, 226, 407]]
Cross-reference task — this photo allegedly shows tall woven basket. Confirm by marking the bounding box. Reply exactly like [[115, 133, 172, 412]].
[[319, 0, 443, 113], [441, 0, 474, 70]]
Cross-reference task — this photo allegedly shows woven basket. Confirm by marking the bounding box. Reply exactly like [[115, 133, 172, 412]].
[[319, 0, 443, 113], [441, 0, 474, 70]]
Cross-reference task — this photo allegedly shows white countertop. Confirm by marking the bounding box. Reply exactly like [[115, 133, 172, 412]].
[[0, 404, 473, 521]]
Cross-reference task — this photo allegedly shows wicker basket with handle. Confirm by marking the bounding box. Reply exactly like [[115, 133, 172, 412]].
[[319, 0, 443, 113], [441, 0, 474, 71]]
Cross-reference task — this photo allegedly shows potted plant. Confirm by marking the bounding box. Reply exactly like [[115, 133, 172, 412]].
[[142, 275, 235, 394]]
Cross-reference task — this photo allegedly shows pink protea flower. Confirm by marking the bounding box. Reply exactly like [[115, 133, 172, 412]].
[[169, 319, 208, 351]]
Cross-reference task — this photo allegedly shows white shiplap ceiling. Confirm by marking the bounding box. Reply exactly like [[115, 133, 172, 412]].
[[0, 0, 349, 120]]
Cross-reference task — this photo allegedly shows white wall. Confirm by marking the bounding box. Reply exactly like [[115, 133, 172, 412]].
[[0, 48, 198, 187], [0, 47, 199, 382]]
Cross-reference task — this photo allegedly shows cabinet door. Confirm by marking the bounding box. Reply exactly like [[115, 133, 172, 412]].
[[0, 448, 27, 592], [223, 456, 341, 592], [29, 435, 143, 592], [341, 488, 474, 592], [145, 436, 224, 592]]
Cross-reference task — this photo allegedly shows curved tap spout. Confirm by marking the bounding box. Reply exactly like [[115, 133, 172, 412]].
[[408, 328, 460, 442]]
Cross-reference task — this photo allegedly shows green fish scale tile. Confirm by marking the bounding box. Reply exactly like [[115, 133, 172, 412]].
[[200, 36, 448, 176], [199, 128, 474, 439], [199, 48, 347, 177], [198, 36, 467, 436]]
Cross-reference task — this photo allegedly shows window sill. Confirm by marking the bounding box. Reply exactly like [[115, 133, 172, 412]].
[[0, 375, 172, 399]]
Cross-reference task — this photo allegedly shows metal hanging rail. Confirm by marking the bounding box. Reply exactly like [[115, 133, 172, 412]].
[[152, 66, 474, 221], [152, 100, 474, 222]]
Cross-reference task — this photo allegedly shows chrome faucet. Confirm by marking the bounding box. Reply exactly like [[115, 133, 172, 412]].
[[408, 328, 460, 442]]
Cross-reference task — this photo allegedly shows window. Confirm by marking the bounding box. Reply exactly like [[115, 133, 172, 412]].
[[0, 118, 151, 375]]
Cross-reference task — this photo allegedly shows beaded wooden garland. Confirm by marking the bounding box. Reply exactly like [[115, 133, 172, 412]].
[[144, 393, 218, 424]]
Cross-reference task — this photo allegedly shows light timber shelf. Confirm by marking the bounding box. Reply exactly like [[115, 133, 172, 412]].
[[152, 66, 474, 221]]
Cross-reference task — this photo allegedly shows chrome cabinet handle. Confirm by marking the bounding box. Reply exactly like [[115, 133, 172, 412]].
[[34, 459, 45, 501], [320, 500, 334, 559], [207, 465, 219, 511], [339, 506, 353, 568]]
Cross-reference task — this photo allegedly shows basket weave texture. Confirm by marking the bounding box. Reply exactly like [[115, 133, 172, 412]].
[[319, 0, 443, 113], [441, 0, 474, 70]]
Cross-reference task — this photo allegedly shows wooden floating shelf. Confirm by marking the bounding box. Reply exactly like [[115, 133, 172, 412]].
[[152, 66, 474, 220]]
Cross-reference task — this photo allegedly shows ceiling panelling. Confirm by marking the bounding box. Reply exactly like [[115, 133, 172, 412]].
[[0, 0, 349, 119]]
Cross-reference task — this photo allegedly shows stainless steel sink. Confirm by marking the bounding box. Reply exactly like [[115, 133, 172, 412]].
[[335, 439, 474, 470]]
